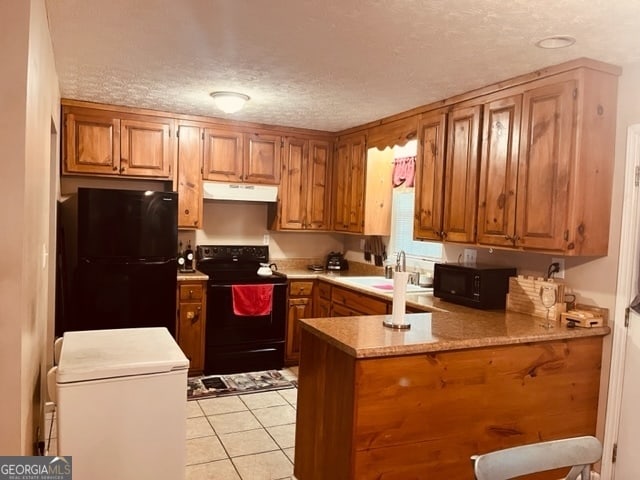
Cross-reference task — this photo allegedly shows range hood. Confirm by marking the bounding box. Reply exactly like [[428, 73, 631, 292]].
[[202, 181, 278, 203]]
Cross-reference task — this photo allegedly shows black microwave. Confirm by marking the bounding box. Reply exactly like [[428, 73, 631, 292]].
[[433, 263, 516, 309]]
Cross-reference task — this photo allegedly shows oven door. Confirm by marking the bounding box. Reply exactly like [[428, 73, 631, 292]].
[[204, 282, 286, 374]]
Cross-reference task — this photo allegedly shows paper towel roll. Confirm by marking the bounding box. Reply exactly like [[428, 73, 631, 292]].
[[392, 271, 409, 325]]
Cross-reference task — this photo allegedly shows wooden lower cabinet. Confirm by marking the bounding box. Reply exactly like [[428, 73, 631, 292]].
[[295, 332, 603, 480], [331, 285, 388, 316], [176, 280, 207, 376], [286, 280, 315, 365]]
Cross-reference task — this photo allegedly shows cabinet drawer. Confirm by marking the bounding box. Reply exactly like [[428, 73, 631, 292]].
[[317, 281, 332, 300], [289, 281, 314, 297], [332, 303, 362, 317], [179, 283, 204, 301], [331, 286, 388, 315]]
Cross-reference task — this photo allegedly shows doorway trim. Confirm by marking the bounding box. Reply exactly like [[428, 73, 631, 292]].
[[601, 124, 640, 478]]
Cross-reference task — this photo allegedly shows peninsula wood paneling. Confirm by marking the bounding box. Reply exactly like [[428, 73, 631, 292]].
[[295, 334, 603, 480], [295, 330, 356, 480]]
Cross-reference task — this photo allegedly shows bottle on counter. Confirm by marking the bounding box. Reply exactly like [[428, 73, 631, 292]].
[[184, 242, 194, 272], [177, 241, 185, 271]]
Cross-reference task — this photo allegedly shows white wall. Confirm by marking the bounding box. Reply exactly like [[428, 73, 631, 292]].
[[0, 0, 60, 454], [188, 200, 344, 260]]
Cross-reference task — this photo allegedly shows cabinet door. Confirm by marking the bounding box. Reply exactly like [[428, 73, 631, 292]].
[[347, 137, 366, 233], [333, 134, 366, 233], [177, 125, 203, 229], [120, 118, 172, 178], [477, 95, 522, 247], [305, 140, 332, 230], [177, 301, 204, 374], [414, 111, 447, 241], [515, 80, 576, 251], [332, 140, 351, 231], [64, 112, 120, 175], [280, 137, 308, 229], [316, 297, 331, 318], [202, 128, 244, 182], [244, 132, 282, 184], [442, 105, 482, 243], [286, 297, 313, 363]]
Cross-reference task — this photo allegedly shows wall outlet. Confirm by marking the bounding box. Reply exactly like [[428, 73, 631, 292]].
[[551, 257, 565, 279], [263, 234, 270, 245], [463, 248, 477, 264]]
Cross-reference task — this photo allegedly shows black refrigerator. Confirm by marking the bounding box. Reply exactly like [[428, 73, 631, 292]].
[[71, 187, 178, 335]]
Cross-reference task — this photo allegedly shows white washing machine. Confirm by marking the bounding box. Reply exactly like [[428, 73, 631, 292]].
[[54, 327, 189, 480]]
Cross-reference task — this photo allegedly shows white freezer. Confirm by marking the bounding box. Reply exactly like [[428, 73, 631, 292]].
[[55, 327, 189, 480]]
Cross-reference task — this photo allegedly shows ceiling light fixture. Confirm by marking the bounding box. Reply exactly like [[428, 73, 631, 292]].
[[209, 91, 250, 114], [535, 35, 576, 49]]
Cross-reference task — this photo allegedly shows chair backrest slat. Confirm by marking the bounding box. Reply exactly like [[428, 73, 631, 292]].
[[472, 436, 602, 480]]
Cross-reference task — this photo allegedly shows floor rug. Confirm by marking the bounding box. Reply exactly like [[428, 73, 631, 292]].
[[187, 370, 296, 401]]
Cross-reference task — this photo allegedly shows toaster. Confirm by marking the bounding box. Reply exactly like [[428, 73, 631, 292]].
[[326, 252, 349, 271]]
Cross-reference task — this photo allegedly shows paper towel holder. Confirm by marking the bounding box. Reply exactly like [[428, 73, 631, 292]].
[[382, 319, 411, 330]]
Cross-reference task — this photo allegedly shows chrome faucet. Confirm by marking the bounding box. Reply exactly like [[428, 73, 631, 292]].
[[395, 250, 406, 272]]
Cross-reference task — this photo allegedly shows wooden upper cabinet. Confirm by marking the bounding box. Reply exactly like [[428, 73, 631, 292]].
[[120, 119, 172, 178], [442, 105, 482, 243], [64, 111, 120, 175], [63, 106, 173, 179], [177, 125, 203, 229], [244, 132, 282, 184], [306, 140, 332, 230], [414, 110, 447, 241], [474, 68, 617, 255], [476, 94, 522, 247], [280, 137, 308, 229], [515, 80, 576, 252], [333, 134, 366, 233], [202, 128, 244, 182], [278, 137, 332, 231], [332, 140, 351, 232]]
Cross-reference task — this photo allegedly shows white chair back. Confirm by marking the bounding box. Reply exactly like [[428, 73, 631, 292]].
[[472, 436, 602, 480]]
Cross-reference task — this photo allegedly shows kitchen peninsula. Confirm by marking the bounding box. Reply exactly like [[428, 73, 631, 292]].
[[294, 310, 609, 480]]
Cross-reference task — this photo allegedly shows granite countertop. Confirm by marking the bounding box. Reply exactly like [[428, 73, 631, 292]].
[[277, 267, 443, 312], [280, 264, 611, 359], [300, 312, 611, 359], [177, 270, 209, 281]]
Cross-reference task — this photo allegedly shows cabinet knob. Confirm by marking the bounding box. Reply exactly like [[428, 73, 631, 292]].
[[112, 166, 118, 171], [185, 209, 190, 215]]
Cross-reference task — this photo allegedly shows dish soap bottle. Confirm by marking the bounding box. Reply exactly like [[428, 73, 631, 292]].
[[177, 241, 185, 271]]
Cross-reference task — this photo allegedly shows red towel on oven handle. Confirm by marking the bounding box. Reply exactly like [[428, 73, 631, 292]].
[[232, 284, 274, 316]]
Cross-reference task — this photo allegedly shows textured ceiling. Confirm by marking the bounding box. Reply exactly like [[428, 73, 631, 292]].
[[45, 0, 640, 132]]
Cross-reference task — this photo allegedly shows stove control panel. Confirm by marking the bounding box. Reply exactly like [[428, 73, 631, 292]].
[[196, 245, 269, 263]]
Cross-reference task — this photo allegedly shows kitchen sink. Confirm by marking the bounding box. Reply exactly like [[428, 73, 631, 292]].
[[338, 276, 432, 294]]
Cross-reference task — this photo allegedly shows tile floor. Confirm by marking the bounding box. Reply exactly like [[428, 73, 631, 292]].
[[46, 367, 300, 480]]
